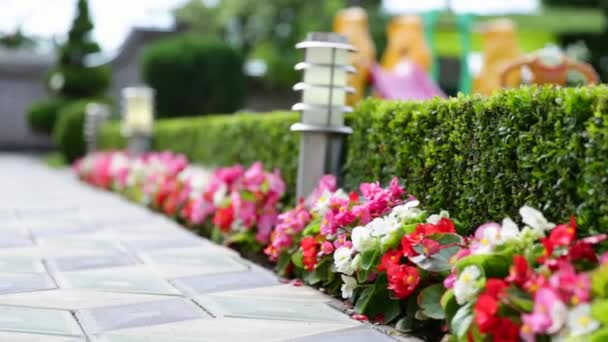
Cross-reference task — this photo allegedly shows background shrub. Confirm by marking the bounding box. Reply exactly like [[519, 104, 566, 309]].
[[98, 86, 608, 235], [54, 99, 111, 162], [141, 35, 245, 118], [26, 98, 67, 134], [345, 86, 608, 235], [100, 112, 299, 199]]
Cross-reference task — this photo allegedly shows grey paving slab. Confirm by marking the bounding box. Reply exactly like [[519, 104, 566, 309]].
[[0, 154, 400, 342], [0, 305, 83, 336], [171, 270, 279, 296], [76, 298, 209, 334], [0, 272, 56, 294]]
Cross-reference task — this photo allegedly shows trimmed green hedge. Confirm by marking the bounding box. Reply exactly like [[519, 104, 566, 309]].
[[345, 86, 608, 235], [98, 86, 608, 235], [141, 35, 245, 118], [26, 98, 68, 134], [100, 112, 300, 198]]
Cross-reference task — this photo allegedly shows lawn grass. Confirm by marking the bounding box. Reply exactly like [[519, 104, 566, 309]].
[[42, 152, 67, 169]]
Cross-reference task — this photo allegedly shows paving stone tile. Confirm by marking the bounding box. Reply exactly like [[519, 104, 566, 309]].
[[0, 272, 56, 294], [54, 266, 180, 295], [196, 295, 356, 324], [208, 284, 332, 302], [0, 305, 82, 336], [171, 270, 279, 296], [95, 318, 356, 342], [76, 298, 209, 334], [0, 289, 173, 310], [140, 251, 248, 278], [0, 331, 84, 342], [46, 253, 137, 272], [122, 236, 210, 252], [0, 233, 34, 248], [289, 326, 399, 341], [0, 256, 45, 273]]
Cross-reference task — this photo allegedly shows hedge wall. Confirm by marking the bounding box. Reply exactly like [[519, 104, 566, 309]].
[[345, 86, 608, 235], [98, 86, 608, 235], [99, 112, 300, 198]]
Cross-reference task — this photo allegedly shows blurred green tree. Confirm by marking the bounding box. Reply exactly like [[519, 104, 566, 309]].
[[174, 0, 385, 89]]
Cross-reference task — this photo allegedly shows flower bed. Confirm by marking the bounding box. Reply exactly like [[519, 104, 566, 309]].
[[75, 150, 608, 341]]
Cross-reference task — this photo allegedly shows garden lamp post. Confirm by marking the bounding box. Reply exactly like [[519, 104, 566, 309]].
[[84, 102, 110, 154], [291, 32, 356, 198], [121, 86, 155, 155]]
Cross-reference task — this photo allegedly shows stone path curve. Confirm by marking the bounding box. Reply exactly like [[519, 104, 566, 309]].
[[0, 154, 411, 342]]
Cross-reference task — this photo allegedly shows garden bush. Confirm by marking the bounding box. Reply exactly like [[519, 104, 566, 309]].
[[26, 98, 67, 134], [53, 99, 111, 162], [141, 35, 245, 118], [100, 112, 300, 198], [98, 86, 608, 235], [345, 85, 608, 235]]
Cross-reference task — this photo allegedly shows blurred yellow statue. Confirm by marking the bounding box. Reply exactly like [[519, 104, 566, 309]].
[[473, 19, 522, 95], [333, 7, 376, 106], [381, 15, 431, 72]]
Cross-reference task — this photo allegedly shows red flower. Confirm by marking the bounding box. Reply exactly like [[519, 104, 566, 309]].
[[569, 241, 598, 263], [506, 255, 531, 286], [401, 233, 423, 257], [300, 237, 318, 272], [474, 293, 499, 333], [387, 264, 420, 299], [485, 278, 508, 299], [212, 206, 234, 232], [493, 318, 520, 342], [420, 238, 441, 256], [378, 249, 402, 272], [414, 218, 456, 235]]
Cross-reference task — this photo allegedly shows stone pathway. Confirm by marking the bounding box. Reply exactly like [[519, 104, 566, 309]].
[[0, 155, 405, 342]]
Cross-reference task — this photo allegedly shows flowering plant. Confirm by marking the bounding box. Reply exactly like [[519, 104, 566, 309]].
[[441, 206, 607, 342]]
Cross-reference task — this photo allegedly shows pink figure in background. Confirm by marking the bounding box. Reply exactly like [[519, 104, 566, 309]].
[[371, 61, 446, 101]]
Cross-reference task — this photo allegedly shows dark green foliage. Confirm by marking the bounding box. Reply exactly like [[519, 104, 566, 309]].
[[97, 86, 608, 235], [48, 0, 110, 98], [53, 101, 88, 162], [100, 112, 300, 198], [141, 35, 245, 118], [345, 86, 608, 235], [54, 99, 111, 162], [26, 98, 67, 134]]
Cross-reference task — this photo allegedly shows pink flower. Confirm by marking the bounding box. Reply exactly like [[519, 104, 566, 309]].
[[333, 234, 352, 249], [321, 241, 335, 255], [549, 262, 591, 305], [521, 287, 567, 338], [443, 272, 456, 289]]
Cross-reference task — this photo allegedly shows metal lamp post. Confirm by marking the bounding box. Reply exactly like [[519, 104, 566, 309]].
[[291, 32, 356, 198], [121, 86, 155, 155], [84, 102, 110, 154]]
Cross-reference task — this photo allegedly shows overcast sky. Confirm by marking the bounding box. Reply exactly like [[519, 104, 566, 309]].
[[0, 0, 539, 53], [0, 0, 188, 52]]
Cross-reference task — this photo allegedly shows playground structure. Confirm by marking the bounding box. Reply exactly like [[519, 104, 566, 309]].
[[332, 7, 600, 103]]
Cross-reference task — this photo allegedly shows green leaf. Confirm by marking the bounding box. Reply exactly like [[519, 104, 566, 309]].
[[239, 191, 256, 202], [592, 264, 608, 298], [354, 285, 376, 313], [291, 250, 303, 269], [357, 269, 369, 283], [360, 249, 381, 271], [409, 245, 460, 273], [450, 302, 473, 338], [302, 218, 321, 235], [441, 289, 459, 322], [590, 327, 608, 342], [455, 254, 510, 278], [506, 287, 533, 312], [431, 233, 464, 245], [418, 284, 446, 320], [592, 299, 608, 324], [276, 252, 291, 276]]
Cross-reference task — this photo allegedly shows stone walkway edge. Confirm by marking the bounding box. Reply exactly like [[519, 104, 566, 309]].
[[0, 155, 417, 342]]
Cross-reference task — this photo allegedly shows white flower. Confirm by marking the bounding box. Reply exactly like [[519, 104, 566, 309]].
[[427, 210, 450, 224], [520, 205, 555, 232], [212, 184, 227, 207], [352, 226, 375, 252], [567, 303, 599, 336], [453, 266, 482, 304], [389, 200, 423, 221], [334, 247, 355, 275], [341, 275, 357, 299], [547, 300, 569, 334], [350, 253, 362, 273], [370, 216, 401, 237], [312, 189, 347, 216], [500, 217, 520, 241]]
